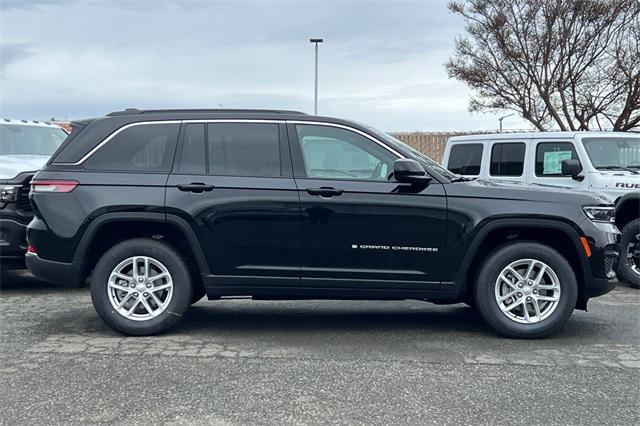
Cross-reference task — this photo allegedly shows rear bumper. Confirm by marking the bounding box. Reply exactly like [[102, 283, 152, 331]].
[[25, 252, 83, 287]]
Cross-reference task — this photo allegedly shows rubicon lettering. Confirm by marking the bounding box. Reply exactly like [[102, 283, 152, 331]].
[[351, 244, 438, 252]]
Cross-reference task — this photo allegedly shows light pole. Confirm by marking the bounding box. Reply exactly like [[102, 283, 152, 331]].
[[310, 38, 323, 115], [498, 113, 514, 132]]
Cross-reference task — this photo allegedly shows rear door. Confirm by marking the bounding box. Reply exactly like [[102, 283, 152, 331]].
[[288, 122, 447, 290], [165, 120, 300, 287], [488, 140, 527, 183]]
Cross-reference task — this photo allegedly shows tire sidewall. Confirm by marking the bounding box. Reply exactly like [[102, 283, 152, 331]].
[[474, 243, 578, 338], [617, 219, 640, 288], [91, 239, 192, 335]]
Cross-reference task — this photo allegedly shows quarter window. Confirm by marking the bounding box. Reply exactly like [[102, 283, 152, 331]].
[[447, 144, 483, 175], [535, 142, 579, 176], [207, 123, 281, 177], [490, 143, 525, 176], [295, 124, 396, 180], [84, 123, 179, 172]]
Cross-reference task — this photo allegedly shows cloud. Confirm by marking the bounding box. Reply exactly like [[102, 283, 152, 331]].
[[0, 43, 34, 78], [0, 0, 530, 131]]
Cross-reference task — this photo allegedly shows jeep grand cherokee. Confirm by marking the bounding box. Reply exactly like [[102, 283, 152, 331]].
[[26, 109, 620, 338]]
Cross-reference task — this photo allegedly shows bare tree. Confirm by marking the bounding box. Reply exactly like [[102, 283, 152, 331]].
[[446, 0, 640, 131]]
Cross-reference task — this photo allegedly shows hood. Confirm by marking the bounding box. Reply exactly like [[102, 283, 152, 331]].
[[0, 155, 50, 180], [601, 174, 640, 192], [459, 178, 611, 205]]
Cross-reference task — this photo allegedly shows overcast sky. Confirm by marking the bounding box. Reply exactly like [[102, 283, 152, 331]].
[[0, 0, 531, 131]]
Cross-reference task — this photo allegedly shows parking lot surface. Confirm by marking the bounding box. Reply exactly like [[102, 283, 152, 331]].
[[1, 270, 639, 425]]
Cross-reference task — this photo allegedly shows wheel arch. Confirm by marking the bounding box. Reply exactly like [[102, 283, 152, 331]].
[[615, 192, 640, 230], [73, 212, 210, 286], [454, 218, 591, 310]]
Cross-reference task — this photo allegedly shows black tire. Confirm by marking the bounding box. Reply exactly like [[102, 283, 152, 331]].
[[91, 238, 192, 335], [617, 219, 640, 289], [474, 242, 578, 339]]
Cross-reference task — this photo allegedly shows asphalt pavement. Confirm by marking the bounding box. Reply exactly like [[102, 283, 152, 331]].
[[1, 270, 638, 425]]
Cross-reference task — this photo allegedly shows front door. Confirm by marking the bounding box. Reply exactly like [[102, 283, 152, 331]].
[[165, 121, 300, 287], [288, 123, 447, 290]]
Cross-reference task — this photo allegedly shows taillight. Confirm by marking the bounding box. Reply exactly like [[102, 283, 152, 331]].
[[30, 180, 79, 193], [27, 245, 37, 254]]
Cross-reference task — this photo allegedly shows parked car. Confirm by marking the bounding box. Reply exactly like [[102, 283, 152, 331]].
[[443, 132, 640, 288], [0, 119, 67, 268], [26, 109, 619, 338]]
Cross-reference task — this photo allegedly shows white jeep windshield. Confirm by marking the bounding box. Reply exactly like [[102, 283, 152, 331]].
[[582, 137, 640, 171], [0, 124, 67, 156]]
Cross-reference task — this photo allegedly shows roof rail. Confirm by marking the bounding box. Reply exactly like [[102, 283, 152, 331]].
[[107, 108, 307, 116]]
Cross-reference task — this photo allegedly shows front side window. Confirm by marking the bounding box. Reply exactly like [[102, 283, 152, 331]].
[[207, 123, 281, 177], [535, 142, 579, 176], [84, 123, 179, 172], [490, 142, 525, 176], [447, 143, 483, 175], [295, 124, 396, 180], [582, 137, 640, 170], [0, 124, 67, 156]]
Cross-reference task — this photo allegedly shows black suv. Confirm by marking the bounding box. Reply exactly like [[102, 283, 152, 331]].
[[26, 109, 620, 338]]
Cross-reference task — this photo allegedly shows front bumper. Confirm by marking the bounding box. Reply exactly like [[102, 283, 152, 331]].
[[579, 219, 621, 306], [0, 217, 29, 268]]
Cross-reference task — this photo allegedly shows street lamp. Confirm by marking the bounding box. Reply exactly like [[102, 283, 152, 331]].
[[310, 38, 323, 115], [498, 113, 515, 132]]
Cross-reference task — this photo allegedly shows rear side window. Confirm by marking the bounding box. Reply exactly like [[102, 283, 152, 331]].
[[207, 123, 281, 177], [535, 142, 579, 176], [447, 143, 483, 175], [490, 143, 525, 176], [83, 123, 179, 172]]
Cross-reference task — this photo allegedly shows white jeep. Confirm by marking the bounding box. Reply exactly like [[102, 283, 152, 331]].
[[442, 131, 640, 287]]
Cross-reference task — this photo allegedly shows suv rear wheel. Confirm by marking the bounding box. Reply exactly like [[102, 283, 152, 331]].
[[90, 238, 192, 335], [474, 242, 577, 338]]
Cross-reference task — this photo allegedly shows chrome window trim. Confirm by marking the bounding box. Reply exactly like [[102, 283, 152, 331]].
[[288, 120, 404, 158], [59, 120, 182, 166], [57, 119, 403, 166]]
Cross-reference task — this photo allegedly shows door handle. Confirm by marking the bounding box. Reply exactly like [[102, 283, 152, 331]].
[[177, 183, 215, 193], [305, 187, 344, 197]]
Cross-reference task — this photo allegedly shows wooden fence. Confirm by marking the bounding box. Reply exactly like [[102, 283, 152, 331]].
[[389, 131, 475, 162]]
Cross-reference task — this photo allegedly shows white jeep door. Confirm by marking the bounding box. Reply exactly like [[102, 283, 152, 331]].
[[528, 139, 589, 190]]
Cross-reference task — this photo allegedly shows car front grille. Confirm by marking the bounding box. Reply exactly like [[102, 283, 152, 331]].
[[16, 186, 32, 214]]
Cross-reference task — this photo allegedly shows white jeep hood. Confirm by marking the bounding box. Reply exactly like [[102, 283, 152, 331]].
[[0, 155, 50, 180], [597, 171, 640, 191]]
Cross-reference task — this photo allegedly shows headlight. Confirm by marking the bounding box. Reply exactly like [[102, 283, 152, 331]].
[[0, 185, 20, 202], [583, 206, 615, 223]]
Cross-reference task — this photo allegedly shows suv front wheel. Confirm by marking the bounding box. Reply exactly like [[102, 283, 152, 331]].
[[91, 238, 192, 335], [474, 242, 577, 338]]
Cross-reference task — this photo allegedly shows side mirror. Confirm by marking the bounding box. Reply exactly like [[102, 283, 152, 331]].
[[393, 159, 432, 184], [561, 159, 583, 180]]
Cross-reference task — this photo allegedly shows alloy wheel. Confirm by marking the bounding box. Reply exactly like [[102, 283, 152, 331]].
[[628, 233, 640, 276], [494, 259, 561, 324], [107, 256, 174, 321]]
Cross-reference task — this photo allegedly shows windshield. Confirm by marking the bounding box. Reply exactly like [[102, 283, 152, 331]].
[[582, 137, 640, 169], [0, 124, 67, 156]]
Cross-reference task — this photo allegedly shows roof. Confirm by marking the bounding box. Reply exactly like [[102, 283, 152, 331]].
[[1, 118, 63, 128], [106, 108, 307, 117], [447, 131, 637, 142]]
